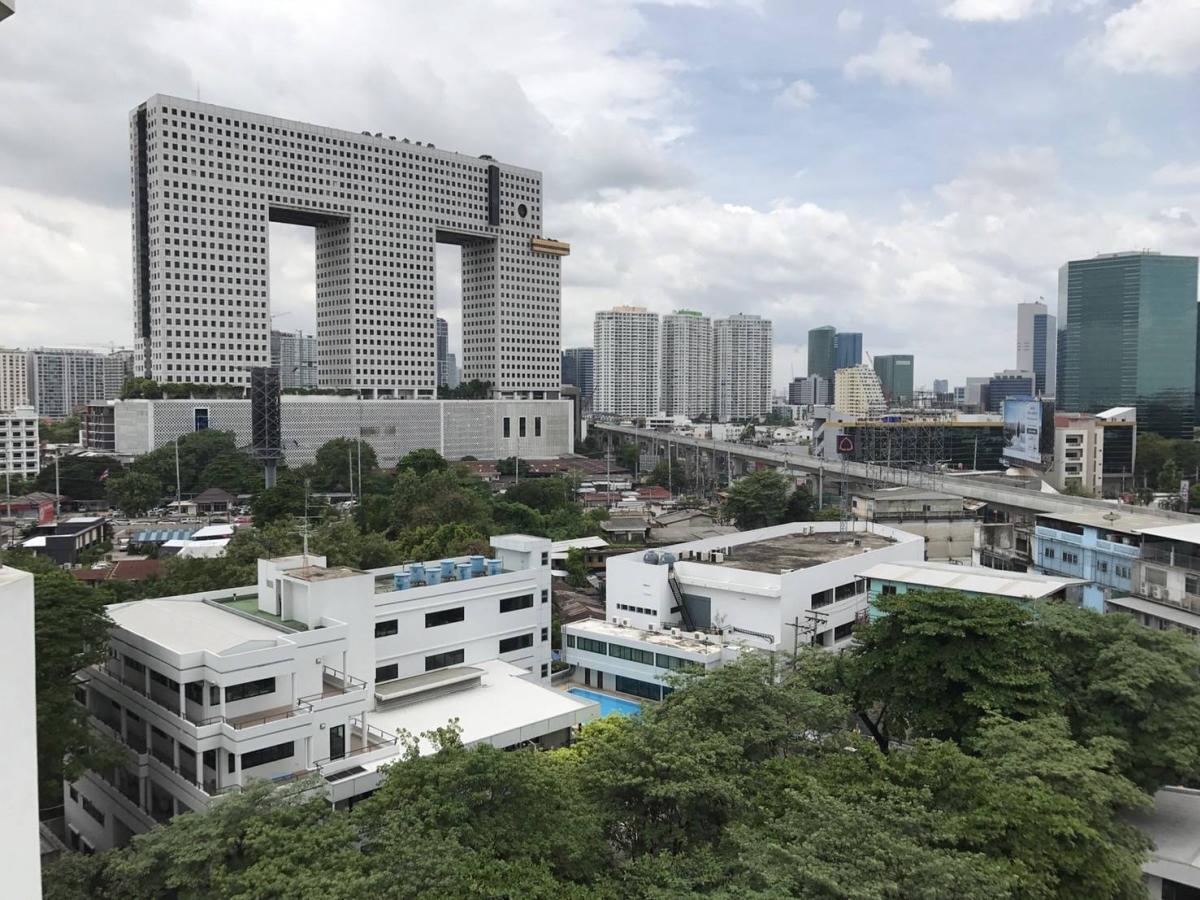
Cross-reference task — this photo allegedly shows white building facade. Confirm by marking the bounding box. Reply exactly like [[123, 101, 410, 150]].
[[130, 95, 568, 398], [0, 349, 28, 410], [0, 567, 40, 894], [593, 306, 660, 419], [833, 364, 886, 417], [27, 348, 108, 419], [714, 314, 773, 422], [661, 311, 714, 419], [67, 535, 596, 851], [0, 406, 39, 482], [270, 330, 318, 390], [1016, 300, 1057, 398], [561, 521, 923, 700]]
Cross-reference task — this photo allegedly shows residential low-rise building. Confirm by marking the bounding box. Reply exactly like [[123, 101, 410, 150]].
[[860, 560, 1082, 616], [851, 487, 976, 562], [0, 405, 39, 482], [67, 535, 597, 850], [1047, 407, 1136, 497], [23, 516, 109, 566], [561, 521, 924, 700]]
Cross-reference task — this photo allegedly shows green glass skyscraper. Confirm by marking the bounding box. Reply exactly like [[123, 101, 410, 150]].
[[1057, 251, 1199, 438], [808, 326, 836, 381], [873, 354, 914, 406]]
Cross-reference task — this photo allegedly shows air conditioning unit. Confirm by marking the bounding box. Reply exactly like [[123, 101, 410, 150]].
[[1151, 585, 1164, 600], [713, 552, 725, 563], [611, 616, 620, 624], [671, 627, 681, 637], [620, 617, 631, 627], [646, 623, 656, 631], [694, 632, 704, 640]]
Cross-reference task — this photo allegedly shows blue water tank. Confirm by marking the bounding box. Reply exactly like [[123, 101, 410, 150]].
[[393, 570, 412, 591], [469, 555, 485, 574], [486, 558, 502, 576], [660, 552, 677, 567], [456, 561, 472, 580], [410, 562, 426, 584], [643, 551, 660, 565], [426, 568, 442, 585], [439, 560, 454, 578]]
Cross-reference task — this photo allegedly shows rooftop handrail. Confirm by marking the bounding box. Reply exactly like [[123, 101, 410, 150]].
[[227, 700, 314, 730]]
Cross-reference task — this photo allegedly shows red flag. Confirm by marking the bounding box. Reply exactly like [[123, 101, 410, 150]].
[[99, 469, 109, 482]]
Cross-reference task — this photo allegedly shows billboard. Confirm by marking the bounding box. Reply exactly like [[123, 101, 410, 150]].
[[1002, 397, 1053, 467]]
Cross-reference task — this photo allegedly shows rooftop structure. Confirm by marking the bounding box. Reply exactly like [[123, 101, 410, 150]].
[[1127, 787, 1200, 897], [859, 560, 1082, 602], [707, 530, 895, 573]]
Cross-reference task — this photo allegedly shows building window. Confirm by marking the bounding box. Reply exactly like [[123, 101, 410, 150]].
[[1043, 547, 1056, 559], [656, 653, 700, 672], [833, 622, 855, 642], [425, 649, 465, 671], [881, 584, 897, 595], [123, 655, 146, 674], [534, 417, 542, 437], [81, 794, 106, 826], [184, 681, 205, 704], [375, 619, 399, 638], [503, 417, 510, 438], [499, 594, 534, 613], [425, 607, 465, 628], [150, 669, 180, 691], [240, 741, 294, 770], [499, 633, 534, 654], [519, 417, 527, 438], [225, 676, 275, 704], [608, 643, 655, 666], [542, 589, 549, 604], [575, 636, 606, 655], [566, 634, 576, 648], [540, 663, 549, 678], [811, 588, 833, 609], [614, 675, 660, 701], [375, 663, 398, 683], [541, 627, 549, 642], [1116, 564, 1131, 579]]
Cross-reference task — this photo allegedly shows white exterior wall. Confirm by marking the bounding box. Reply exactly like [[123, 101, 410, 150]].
[[833, 365, 885, 417], [0, 568, 39, 895], [1050, 419, 1104, 494], [27, 348, 107, 419], [0, 406, 39, 479], [594, 307, 660, 418], [714, 314, 773, 422], [661, 312, 713, 418], [0, 349, 28, 410]]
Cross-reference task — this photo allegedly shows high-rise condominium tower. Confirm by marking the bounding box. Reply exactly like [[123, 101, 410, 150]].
[[270, 330, 317, 389], [807, 326, 836, 381], [1058, 251, 1198, 437], [833, 364, 885, 417], [0, 349, 28, 410], [130, 95, 568, 397], [1016, 301, 1056, 397], [593, 307, 659, 418], [715, 314, 773, 422], [661, 311, 713, 418], [26, 348, 108, 420]]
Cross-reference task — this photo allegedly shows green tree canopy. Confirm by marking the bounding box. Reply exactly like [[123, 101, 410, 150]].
[[397, 448, 448, 477], [720, 469, 791, 529], [36, 454, 123, 501], [647, 457, 690, 493], [312, 438, 379, 493], [105, 471, 163, 517], [130, 430, 258, 497]]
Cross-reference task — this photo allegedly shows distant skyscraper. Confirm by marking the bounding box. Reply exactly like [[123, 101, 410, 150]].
[[561, 348, 594, 405], [714, 314, 773, 422], [661, 311, 713, 418], [270, 330, 317, 389], [873, 354, 914, 406], [932, 379, 949, 395], [0, 349, 28, 410], [436, 318, 450, 388], [1058, 251, 1198, 437], [788, 375, 831, 407], [807, 326, 836, 381], [103, 349, 136, 399], [982, 370, 1036, 413], [833, 364, 885, 417], [1016, 301, 1056, 397], [833, 332, 862, 372], [444, 352, 460, 389], [594, 307, 660, 418], [26, 348, 107, 419]]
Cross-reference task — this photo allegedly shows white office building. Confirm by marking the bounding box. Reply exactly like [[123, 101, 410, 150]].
[[0, 349, 28, 410], [593, 306, 660, 419], [661, 310, 713, 419], [1016, 300, 1056, 398], [561, 521, 923, 700], [27, 348, 108, 420], [67, 535, 597, 850], [0, 406, 39, 482], [0, 567, 39, 893], [833, 364, 886, 417], [130, 95, 568, 397], [714, 314, 773, 422]]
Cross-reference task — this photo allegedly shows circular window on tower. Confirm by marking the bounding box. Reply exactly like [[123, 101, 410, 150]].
[[518, 203, 528, 219]]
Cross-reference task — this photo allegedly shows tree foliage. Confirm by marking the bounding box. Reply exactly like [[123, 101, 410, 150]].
[[36, 454, 123, 501], [721, 468, 815, 530], [397, 448, 448, 477], [312, 437, 378, 492], [105, 471, 163, 517], [129, 430, 258, 498]]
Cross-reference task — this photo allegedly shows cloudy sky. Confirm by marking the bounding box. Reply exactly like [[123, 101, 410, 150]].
[[1, 0, 1198, 391]]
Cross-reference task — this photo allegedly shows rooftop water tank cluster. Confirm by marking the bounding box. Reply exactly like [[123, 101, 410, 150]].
[[642, 550, 677, 567], [392, 556, 504, 590]]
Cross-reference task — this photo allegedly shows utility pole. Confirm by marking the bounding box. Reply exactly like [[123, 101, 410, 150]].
[[174, 438, 181, 511], [347, 447, 354, 499], [54, 452, 61, 519]]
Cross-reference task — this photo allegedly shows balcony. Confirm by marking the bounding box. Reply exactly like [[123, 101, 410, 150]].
[[315, 715, 399, 773], [299, 666, 367, 705]]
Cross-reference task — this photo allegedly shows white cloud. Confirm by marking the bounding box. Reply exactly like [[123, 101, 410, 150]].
[[837, 8, 863, 32], [775, 79, 817, 109], [1152, 161, 1200, 186], [844, 31, 953, 94], [942, 0, 1051, 21], [1090, 0, 1200, 75], [1098, 116, 1150, 158]]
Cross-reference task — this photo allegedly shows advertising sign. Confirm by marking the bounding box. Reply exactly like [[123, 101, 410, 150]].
[[1002, 397, 1044, 466], [836, 434, 855, 454]]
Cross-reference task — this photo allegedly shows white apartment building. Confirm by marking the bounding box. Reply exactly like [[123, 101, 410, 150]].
[[561, 521, 923, 700], [131, 95, 568, 398], [0, 349, 28, 410], [270, 330, 317, 390], [714, 314, 773, 422], [27, 348, 108, 419], [593, 306, 660, 419], [1047, 407, 1136, 496], [833, 364, 886, 417], [661, 310, 713, 419], [0, 406, 39, 482], [67, 534, 597, 850], [103, 349, 137, 400], [0, 566, 40, 895]]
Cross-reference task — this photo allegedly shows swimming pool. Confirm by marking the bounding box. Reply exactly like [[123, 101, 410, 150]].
[[569, 687, 642, 718]]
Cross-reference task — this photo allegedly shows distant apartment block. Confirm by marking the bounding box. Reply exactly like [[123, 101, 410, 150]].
[[104, 350, 137, 399], [833, 332, 862, 372], [982, 370, 1035, 413], [0, 406, 40, 480], [833, 364, 885, 417], [270, 330, 317, 390], [0, 349, 28, 410], [560, 347, 594, 405], [27, 348, 108, 419], [661, 311, 713, 418], [1047, 407, 1136, 497], [714, 314, 772, 422], [593, 307, 660, 418], [788, 375, 830, 407]]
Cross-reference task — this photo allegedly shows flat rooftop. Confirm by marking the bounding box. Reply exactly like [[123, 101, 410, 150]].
[[108, 599, 287, 654], [1139, 522, 1200, 547], [567, 618, 724, 656], [857, 561, 1081, 600], [285, 565, 364, 582], [710, 531, 895, 574], [1127, 788, 1200, 889], [1037, 507, 1184, 535]]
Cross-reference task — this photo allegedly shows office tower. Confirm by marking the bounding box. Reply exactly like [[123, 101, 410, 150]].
[[983, 369, 1035, 413], [26, 348, 107, 419], [436, 318, 450, 387], [270, 330, 318, 390], [1058, 252, 1198, 437], [103, 349, 136, 399], [444, 352, 460, 389], [560, 347, 594, 405], [0, 349, 28, 410], [788, 375, 831, 406], [933, 379, 949, 395], [1016, 301, 1057, 397], [807, 326, 836, 381], [593, 307, 660, 418], [130, 95, 568, 397], [714, 314, 773, 422], [833, 364, 885, 416], [873, 354, 914, 406], [661, 310, 713, 418], [833, 332, 863, 372]]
